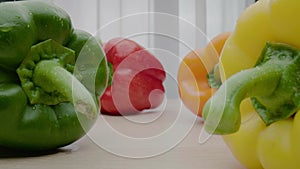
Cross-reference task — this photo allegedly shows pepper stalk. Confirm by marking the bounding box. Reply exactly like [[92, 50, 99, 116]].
[[203, 42, 300, 134], [17, 39, 98, 119]]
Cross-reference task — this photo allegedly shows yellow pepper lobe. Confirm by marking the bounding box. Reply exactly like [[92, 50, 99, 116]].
[[220, 0, 275, 81], [269, 0, 300, 48]]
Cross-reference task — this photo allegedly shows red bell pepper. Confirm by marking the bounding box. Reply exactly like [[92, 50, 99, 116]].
[[100, 38, 166, 115]]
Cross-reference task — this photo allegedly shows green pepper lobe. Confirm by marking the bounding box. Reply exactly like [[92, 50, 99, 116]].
[[203, 42, 300, 134], [0, 2, 36, 70], [20, 0, 73, 45]]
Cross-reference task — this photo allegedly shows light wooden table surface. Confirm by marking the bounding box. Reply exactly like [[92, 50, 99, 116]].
[[0, 99, 246, 169]]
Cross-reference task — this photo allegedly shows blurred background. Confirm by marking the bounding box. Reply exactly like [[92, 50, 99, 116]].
[[49, 0, 255, 48], [1, 0, 255, 98]]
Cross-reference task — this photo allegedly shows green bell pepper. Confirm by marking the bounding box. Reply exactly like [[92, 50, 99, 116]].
[[0, 1, 108, 151]]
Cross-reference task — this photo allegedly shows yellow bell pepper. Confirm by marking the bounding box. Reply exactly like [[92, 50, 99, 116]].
[[202, 0, 300, 168]]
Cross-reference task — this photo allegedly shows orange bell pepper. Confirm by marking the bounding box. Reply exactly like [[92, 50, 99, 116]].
[[177, 32, 230, 117]]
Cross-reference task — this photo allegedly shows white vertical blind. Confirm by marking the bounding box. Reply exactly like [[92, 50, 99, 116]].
[[206, 0, 255, 39], [52, 0, 98, 34], [149, 0, 180, 98], [53, 0, 255, 52], [97, 0, 150, 47], [179, 0, 207, 57]]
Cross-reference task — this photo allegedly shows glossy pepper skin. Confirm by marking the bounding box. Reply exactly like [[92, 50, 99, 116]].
[[100, 38, 166, 115], [0, 1, 107, 151], [177, 32, 230, 117], [202, 0, 300, 168]]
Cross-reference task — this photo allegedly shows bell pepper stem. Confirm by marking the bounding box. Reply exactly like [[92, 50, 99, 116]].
[[203, 42, 300, 134], [203, 62, 282, 134], [34, 60, 98, 119], [16, 39, 98, 119]]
